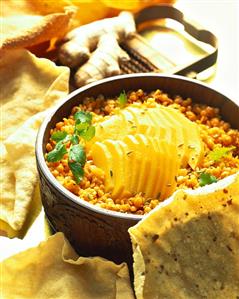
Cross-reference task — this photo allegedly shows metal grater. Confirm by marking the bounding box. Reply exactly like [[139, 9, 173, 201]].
[[120, 42, 158, 73], [119, 5, 218, 78]]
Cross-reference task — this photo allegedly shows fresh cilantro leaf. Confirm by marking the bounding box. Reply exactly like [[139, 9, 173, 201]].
[[80, 126, 95, 141], [75, 121, 89, 133], [74, 111, 95, 141], [71, 134, 79, 145], [74, 111, 92, 124], [64, 134, 72, 143], [69, 144, 86, 165], [47, 111, 94, 183], [51, 131, 67, 142], [46, 141, 67, 162], [199, 172, 218, 187], [68, 161, 84, 184], [208, 146, 236, 162], [68, 145, 86, 183], [118, 90, 127, 107]]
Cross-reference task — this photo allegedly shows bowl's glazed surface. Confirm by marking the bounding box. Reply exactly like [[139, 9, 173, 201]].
[[36, 74, 239, 265]]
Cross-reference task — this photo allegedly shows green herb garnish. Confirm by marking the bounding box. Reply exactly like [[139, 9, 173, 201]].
[[208, 146, 236, 162], [199, 172, 218, 187], [68, 144, 86, 183], [46, 141, 67, 162], [69, 144, 86, 165], [51, 131, 67, 142], [47, 111, 95, 183], [75, 122, 89, 133], [80, 126, 96, 141], [74, 111, 95, 141], [118, 90, 127, 107], [68, 162, 85, 184], [74, 111, 92, 123], [70, 134, 79, 145]]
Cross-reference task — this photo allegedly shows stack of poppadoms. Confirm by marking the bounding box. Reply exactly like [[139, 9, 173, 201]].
[[1, 1, 239, 298], [1, 174, 239, 298]]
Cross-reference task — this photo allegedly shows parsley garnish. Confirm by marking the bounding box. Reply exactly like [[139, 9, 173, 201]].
[[199, 172, 218, 187], [74, 111, 92, 123], [71, 134, 79, 145], [69, 144, 86, 165], [46, 111, 95, 183], [75, 122, 89, 132], [51, 131, 67, 142], [68, 144, 86, 183], [118, 90, 127, 108], [68, 162, 85, 184], [208, 146, 236, 162], [74, 111, 95, 141], [46, 141, 67, 162], [80, 125, 96, 141]]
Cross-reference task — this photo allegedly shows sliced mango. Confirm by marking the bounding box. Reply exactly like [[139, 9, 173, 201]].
[[91, 135, 180, 201], [150, 139, 179, 200], [90, 113, 125, 144], [155, 107, 188, 167], [117, 139, 132, 198], [90, 102, 203, 201], [91, 142, 114, 192], [123, 135, 141, 194], [131, 104, 203, 168], [134, 134, 152, 196], [120, 107, 156, 136], [148, 109, 180, 156], [161, 106, 203, 169], [151, 138, 166, 199], [148, 137, 165, 198], [160, 140, 179, 199], [102, 140, 124, 198]]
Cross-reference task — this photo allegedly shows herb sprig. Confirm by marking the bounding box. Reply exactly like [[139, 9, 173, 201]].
[[51, 131, 67, 142], [68, 144, 86, 183], [46, 140, 67, 162], [199, 172, 218, 187], [46, 110, 95, 183], [118, 90, 127, 108], [208, 146, 236, 162], [74, 111, 95, 141]]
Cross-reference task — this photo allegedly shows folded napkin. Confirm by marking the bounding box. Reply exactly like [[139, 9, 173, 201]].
[[0, 49, 70, 234], [0, 232, 134, 299]]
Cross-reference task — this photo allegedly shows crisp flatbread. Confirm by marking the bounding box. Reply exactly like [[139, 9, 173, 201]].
[[0, 232, 134, 299], [0, 11, 73, 52], [1, 0, 110, 31], [129, 172, 239, 299], [0, 49, 70, 232]]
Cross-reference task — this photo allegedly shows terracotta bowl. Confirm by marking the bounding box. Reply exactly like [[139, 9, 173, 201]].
[[36, 74, 239, 265]]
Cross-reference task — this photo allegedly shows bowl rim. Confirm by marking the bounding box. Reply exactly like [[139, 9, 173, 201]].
[[36, 73, 238, 221]]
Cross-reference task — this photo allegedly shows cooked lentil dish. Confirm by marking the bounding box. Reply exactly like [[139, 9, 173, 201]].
[[45, 89, 239, 215]]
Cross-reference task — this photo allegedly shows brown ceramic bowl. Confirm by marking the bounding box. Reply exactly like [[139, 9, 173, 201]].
[[36, 74, 239, 265]]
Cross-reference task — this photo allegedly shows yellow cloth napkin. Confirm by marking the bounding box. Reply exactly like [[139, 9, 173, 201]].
[[0, 232, 134, 299], [0, 49, 70, 233]]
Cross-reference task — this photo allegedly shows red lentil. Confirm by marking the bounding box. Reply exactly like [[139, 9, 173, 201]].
[[46, 89, 239, 215]]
